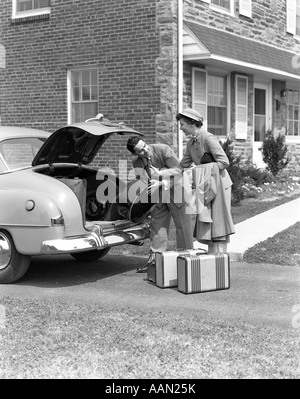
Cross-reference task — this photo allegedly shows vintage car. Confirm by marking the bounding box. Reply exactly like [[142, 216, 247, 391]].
[[0, 118, 151, 284]]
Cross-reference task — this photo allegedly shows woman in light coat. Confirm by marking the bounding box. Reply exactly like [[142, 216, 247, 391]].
[[177, 108, 235, 254]]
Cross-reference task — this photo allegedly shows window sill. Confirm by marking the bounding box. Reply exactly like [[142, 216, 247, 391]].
[[210, 4, 234, 16], [11, 13, 50, 24]]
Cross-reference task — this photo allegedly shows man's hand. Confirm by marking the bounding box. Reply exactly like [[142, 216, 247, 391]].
[[147, 178, 169, 194], [149, 165, 162, 180], [147, 179, 162, 193]]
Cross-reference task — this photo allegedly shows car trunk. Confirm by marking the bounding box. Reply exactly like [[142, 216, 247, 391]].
[[31, 119, 152, 230]]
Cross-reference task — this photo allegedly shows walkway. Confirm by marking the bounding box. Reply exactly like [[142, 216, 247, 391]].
[[194, 197, 300, 261]]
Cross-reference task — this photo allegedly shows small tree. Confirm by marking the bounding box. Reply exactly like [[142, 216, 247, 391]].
[[261, 130, 290, 176], [221, 137, 244, 205]]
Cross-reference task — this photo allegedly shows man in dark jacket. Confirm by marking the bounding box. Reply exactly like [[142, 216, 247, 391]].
[[126, 136, 194, 272]]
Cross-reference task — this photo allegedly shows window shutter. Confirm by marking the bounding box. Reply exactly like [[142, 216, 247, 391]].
[[192, 68, 207, 130], [239, 0, 252, 18], [235, 75, 248, 139], [287, 0, 296, 34]]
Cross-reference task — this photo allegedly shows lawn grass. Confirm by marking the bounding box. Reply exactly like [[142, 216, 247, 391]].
[[0, 297, 298, 379], [243, 222, 300, 266], [230, 191, 300, 224]]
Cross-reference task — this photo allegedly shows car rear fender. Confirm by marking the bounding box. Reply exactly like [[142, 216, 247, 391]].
[[0, 188, 67, 254], [1, 171, 88, 235]]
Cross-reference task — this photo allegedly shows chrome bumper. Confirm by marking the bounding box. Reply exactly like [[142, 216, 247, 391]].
[[41, 223, 150, 254]]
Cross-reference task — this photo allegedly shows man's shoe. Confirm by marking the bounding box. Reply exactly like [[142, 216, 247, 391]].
[[130, 240, 144, 246], [136, 266, 148, 273], [147, 252, 155, 265], [136, 252, 155, 273]]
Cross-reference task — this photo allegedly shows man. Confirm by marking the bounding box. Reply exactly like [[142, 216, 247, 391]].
[[126, 136, 194, 272]]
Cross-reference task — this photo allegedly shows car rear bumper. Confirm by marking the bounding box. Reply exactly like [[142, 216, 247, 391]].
[[41, 222, 150, 254]]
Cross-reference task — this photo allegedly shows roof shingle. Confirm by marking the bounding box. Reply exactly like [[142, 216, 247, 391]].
[[184, 21, 300, 77]]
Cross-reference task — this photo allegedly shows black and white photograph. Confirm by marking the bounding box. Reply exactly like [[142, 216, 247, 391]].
[[0, 0, 299, 381]]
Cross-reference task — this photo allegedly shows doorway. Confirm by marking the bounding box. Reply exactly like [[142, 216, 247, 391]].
[[253, 83, 271, 168]]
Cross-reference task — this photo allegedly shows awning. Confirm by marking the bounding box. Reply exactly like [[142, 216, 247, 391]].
[[184, 21, 300, 83]]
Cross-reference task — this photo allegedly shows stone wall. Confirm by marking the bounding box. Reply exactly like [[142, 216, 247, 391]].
[[155, 0, 179, 149], [184, 0, 300, 53]]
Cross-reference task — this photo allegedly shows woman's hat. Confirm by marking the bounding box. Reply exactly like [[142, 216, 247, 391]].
[[177, 108, 203, 123]]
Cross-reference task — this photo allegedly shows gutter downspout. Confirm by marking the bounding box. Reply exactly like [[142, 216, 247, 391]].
[[178, 0, 183, 158]]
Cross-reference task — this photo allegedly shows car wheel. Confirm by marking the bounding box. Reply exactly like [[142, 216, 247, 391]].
[[86, 190, 110, 221], [70, 247, 110, 262], [0, 230, 31, 284]]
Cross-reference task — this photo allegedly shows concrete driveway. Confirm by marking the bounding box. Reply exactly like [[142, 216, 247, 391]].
[[0, 254, 299, 330]]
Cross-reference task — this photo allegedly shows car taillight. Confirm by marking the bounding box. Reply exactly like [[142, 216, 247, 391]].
[[51, 214, 64, 226]]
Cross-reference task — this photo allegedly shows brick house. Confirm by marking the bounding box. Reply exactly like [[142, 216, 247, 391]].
[[0, 0, 300, 174]]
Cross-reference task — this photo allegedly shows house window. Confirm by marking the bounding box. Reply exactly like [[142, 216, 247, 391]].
[[211, 0, 231, 10], [287, 89, 300, 136], [16, 0, 50, 12], [210, 0, 234, 14], [207, 74, 227, 136], [70, 69, 98, 123], [13, 0, 50, 18]]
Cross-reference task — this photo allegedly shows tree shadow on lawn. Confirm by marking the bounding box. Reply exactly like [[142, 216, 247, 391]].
[[15, 253, 147, 288]]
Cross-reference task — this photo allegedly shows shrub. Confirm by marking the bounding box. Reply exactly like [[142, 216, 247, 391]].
[[261, 130, 290, 176], [222, 138, 274, 205], [221, 137, 245, 205], [240, 160, 274, 186]]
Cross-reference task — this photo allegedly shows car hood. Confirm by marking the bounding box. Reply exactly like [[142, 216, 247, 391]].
[[32, 119, 143, 166]]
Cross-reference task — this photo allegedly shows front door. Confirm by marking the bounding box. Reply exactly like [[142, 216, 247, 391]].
[[253, 83, 270, 167]]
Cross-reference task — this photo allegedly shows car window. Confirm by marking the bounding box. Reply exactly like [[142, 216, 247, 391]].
[[0, 137, 47, 170], [0, 153, 6, 172]]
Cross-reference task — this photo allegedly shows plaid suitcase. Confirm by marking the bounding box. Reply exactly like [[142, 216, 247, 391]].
[[177, 253, 230, 294], [149, 249, 206, 287]]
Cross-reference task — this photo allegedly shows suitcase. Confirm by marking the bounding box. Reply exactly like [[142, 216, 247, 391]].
[[177, 253, 230, 294], [148, 249, 206, 287], [147, 261, 156, 284]]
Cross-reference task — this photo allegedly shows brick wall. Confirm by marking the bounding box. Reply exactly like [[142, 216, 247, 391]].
[[0, 0, 161, 174]]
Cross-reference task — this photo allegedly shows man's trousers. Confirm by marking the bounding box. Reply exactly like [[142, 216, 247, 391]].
[[149, 200, 194, 253]]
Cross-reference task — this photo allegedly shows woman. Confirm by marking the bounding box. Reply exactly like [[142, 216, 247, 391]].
[[177, 107, 235, 254]]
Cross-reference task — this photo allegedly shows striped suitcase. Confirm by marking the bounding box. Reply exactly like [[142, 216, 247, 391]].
[[151, 249, 206, 288], [177, 253, 230, 294]]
